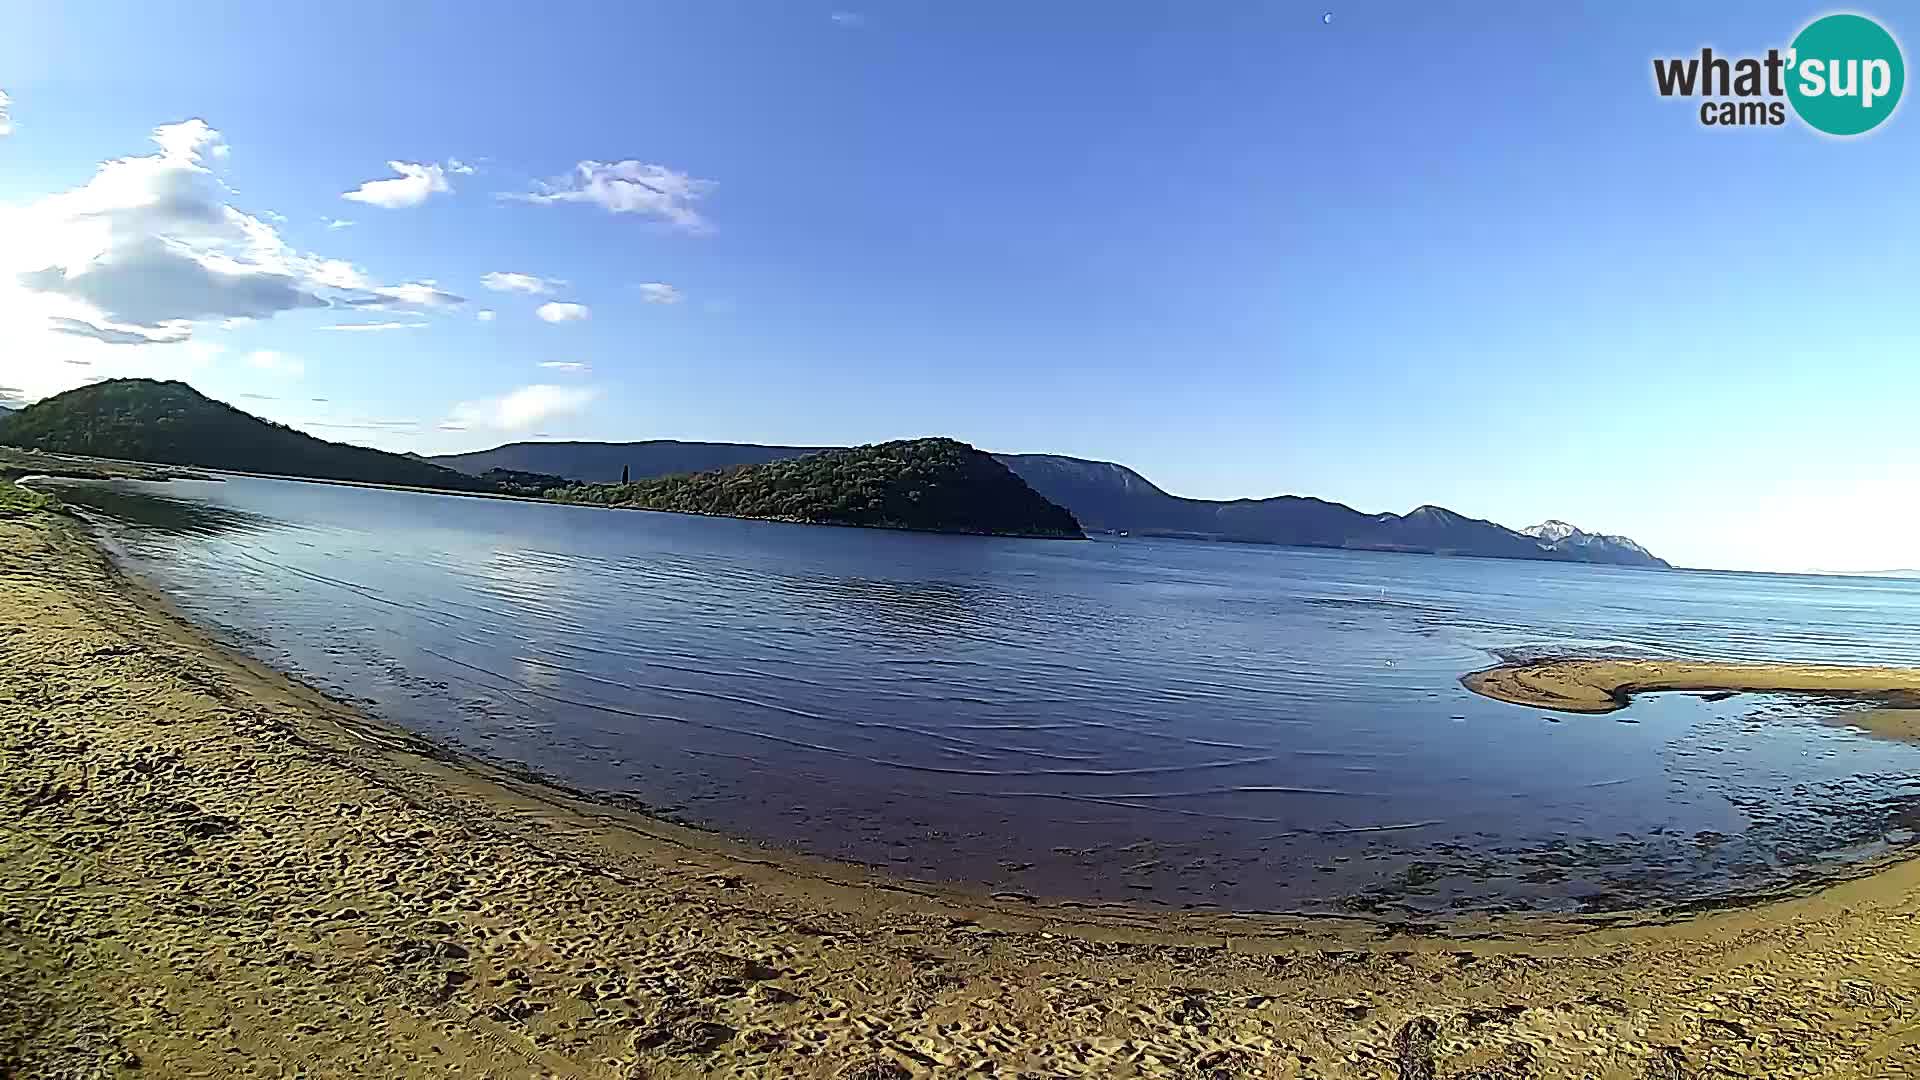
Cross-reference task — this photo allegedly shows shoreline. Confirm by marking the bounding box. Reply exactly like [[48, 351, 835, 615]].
[[9, 513, 1920, 1075], [61, 505, 1920, 931], [0, 446, 212, 484]]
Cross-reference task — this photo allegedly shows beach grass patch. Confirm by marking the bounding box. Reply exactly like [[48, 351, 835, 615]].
[[0, 480, 54, 516]]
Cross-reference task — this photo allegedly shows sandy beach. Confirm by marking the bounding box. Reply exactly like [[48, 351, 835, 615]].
[[8, 506, 1920, 1078]]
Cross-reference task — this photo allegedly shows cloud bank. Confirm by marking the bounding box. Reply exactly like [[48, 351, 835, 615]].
[[4, 119, 464, 354]]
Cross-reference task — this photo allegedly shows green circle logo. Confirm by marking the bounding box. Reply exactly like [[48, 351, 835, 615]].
[[1788, 14, 1905, 135]]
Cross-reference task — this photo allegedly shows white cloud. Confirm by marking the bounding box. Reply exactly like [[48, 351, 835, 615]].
[[830, 11, 865, 26], [0, 89, 12, 136], [290, 259, 459, 311], [47, 317, 181, 345], [637, 282, 682, 304], [368, 280, 463, 309], [510, 161, 713, 231], [476, 309, 496, 322], [341, 161, 450, 209], [323, 217, 355, 230], [245, 349, 305, 377], [481, 271, 563, 295], [536, 301, 590, 323], [450, 384, 596, 431], [319, 320, 425, 332], [448, 159, 476, 175], [537, 361, 590, 372], [2, 117, 465, 382]]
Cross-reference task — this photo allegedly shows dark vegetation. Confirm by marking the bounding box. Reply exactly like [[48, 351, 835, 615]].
[[429, 439, 827, 484], [548, 438, 1084, 538], [478, 468, 572, 497], [0, 380, 494, 492]]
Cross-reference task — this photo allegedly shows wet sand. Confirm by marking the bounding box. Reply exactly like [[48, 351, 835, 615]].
[[1842, 709, 1920, 745], [8, 510, 1920, 1078]]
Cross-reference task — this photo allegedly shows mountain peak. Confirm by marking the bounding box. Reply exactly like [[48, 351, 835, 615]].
[[1524, 519, 1663, 565], [1524, 520, 1582, 543]]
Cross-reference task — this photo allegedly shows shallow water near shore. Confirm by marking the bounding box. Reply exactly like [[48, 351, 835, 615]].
[[47, 475, 1920, 916]]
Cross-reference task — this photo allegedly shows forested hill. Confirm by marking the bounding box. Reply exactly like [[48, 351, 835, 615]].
[[549, 438, 1084, 538], [430, 440, 827, 484], [0, 379, 493, 492]]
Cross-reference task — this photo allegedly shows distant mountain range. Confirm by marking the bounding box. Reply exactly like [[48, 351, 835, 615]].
[[429, 441, 1669, 568], [995, 455, 1666, 566]]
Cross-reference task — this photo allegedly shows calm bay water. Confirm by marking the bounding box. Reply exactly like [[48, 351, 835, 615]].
[[51, 475, 1920, 916]]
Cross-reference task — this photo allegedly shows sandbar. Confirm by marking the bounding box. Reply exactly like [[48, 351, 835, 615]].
[[1463, 656, 1920, 716]]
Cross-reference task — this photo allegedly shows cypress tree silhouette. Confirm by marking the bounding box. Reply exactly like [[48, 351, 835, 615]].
[[621, 464, 630, 484]]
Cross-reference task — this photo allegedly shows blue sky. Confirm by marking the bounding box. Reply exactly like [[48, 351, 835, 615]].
[[1, 2, 1916, 572]]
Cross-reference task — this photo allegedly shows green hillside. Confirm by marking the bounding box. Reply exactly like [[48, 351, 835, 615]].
[[549, 438, 1084, 538], [430, 439, 826, 484], [0, 379, 492, 492]]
